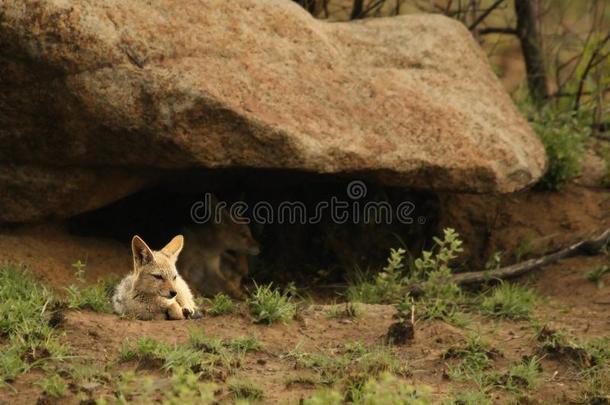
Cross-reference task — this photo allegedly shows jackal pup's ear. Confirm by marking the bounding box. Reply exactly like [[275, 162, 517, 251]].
[[132, 235, 154, 270], [161, 234, 184, 262]]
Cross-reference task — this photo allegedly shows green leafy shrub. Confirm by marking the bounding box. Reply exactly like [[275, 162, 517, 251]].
[[518, 99, 589, 191], [414, 229, 465, 324], [346, 229, 466, 325]]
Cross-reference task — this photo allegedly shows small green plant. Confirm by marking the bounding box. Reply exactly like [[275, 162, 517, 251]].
[[72, 259, 87, 282], [571, 337, 610, 402], [64, 281, 113, 312], [304, 373, 431, 405], [346, 248, 407, 304], [284, 345, 347, 385], [284, 375, 321, 388], [189, 329, 262, 354], [414, 229, 466, 325], [188, 330, 224, 353], [248, 282, 296, 324], [513, 231, 537, 262], [164, 368, 218, 403], [444, 390, 492, 405], [227, 336, 263, 353], [577, 358, 610, 403], [412, 228, 463, 281], [227, 377, 264, 401], [356, 346, 403, 376], [119, 337, 167, 363], [283, 342, 405, 389], [326, 302, 363, 319], [303, 388, 343, 405], [490, 356, 542, 392], [352, 372, 432, 404], [38, 374, 67, 398], [480, 282, 537, 320], [585, 266, 610, 289], [445, 335, 497, 389], [119, 337, 204, 373], [102, 368, 218, 404], [484, 251, 502, 271], [203, 293, 237, 316]]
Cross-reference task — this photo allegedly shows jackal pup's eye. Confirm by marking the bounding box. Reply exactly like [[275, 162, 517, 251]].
[[173, 275, 177, 281], [152, 274, 163, 280]]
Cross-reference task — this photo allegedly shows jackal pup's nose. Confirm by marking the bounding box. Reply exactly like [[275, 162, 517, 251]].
[[169, 290, 177, 298]]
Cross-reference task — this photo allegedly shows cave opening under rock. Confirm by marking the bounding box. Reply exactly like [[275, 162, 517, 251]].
[[67, 168, 441, 289]]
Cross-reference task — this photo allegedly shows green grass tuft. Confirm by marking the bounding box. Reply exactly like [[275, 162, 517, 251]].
[[0, 265, 65, 383], [443, 390, 492, 405], [491, 356, 542, 392], [248, 283, 296, 324], [203, 293, 237, 316], [38, 374, 67, 398], [326, 302, 363, 319], [585, 266, 610, 289], [227, 377, 264, 401], [64, 281, 113, 313], [480, 282, 537, 320], [445, 334, 497, 389]]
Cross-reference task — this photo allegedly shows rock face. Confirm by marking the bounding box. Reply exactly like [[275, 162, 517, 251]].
[[0, 0, 545, 222]]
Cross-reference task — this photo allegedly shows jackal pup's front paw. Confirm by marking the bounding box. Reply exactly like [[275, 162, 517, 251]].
[[182, 306, 203, 319]]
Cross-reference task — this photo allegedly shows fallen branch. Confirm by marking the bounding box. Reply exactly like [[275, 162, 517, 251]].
[[407, 228, 610, 294]]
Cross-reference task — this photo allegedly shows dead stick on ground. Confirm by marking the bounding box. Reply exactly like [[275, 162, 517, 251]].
[[407, 228, 610, 294]]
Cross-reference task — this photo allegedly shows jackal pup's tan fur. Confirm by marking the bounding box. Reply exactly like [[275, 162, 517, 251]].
[[179, 208, 260, 298], [113, 235, 201, 320]]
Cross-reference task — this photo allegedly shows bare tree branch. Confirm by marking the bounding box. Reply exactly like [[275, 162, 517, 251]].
[[468, 0, 506, 31], [477, 27, 518, 36], [515, 0, 549, 102], [350, 0, 365, 20], [573, 33, 610, 111], [407, 228, 610, 294]]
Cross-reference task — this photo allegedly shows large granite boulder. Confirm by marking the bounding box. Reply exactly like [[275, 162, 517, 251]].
[[0, 0, 545, 222]]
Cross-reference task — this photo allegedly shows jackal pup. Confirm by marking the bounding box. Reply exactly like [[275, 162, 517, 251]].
[[113, 235, 201, 320], [179, 208, 260, 298]]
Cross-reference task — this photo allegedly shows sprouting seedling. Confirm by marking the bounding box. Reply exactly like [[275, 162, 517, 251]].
[[586, 266, 610, 289], [485, 251, 503, 271], [72, 259, 87, 283]]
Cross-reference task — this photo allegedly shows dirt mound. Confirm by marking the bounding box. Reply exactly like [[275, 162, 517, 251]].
[[0, 222, 128, 287], [440, 183, 610, 268]]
